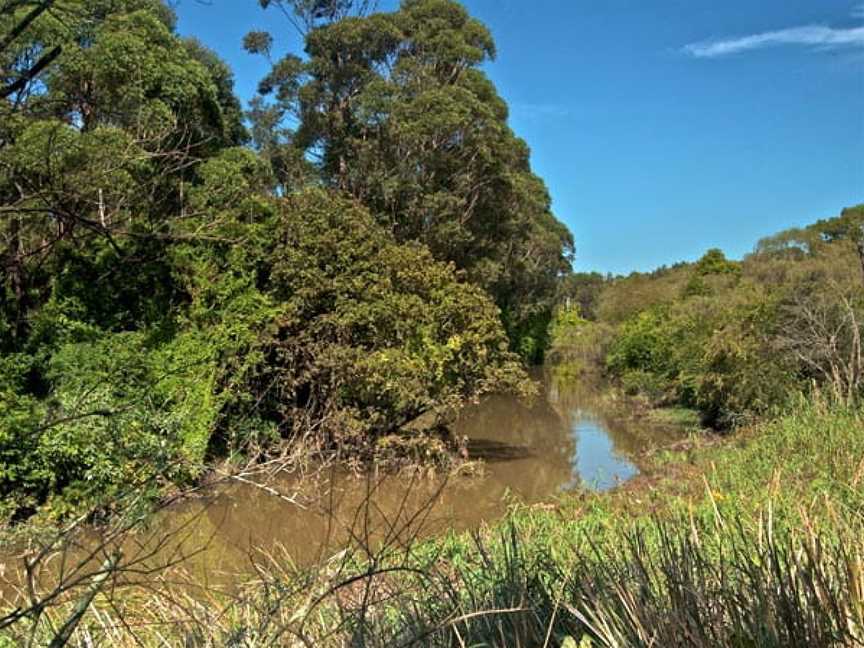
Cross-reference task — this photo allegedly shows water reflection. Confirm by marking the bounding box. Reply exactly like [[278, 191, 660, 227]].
[[140, 371, 684, 576], [546, 376, 679, 491], [1, 372, 686, 599]]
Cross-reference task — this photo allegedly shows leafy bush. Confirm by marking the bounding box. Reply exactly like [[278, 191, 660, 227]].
[[619, 369, 669, 401], [694, 299, 797, 427], [579, 208, 864, 427], [176, 188, 530, 450], [0, 333, 203, 520], [598, 285, 801, 425], [547, 306, 612, 374], [605, 308, 676, 380]]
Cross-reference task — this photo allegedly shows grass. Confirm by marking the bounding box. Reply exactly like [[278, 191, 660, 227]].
[[3, 402, 864, 646], [644, 406, 701, 427]]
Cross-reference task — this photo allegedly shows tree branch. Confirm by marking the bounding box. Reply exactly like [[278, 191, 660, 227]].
[[0, 45, 62, 99]]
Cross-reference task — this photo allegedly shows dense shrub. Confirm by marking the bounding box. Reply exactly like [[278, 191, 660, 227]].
[[0, 187, 529, 519], [0, 333, 208, 519], [176, 187, 529, 450], [552, 207, 864, 428], [546, 306, 613, 377]]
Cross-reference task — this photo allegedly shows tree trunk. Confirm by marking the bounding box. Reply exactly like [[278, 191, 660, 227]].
[[857, 224, 864, 287], [6, 213, 25, 340]]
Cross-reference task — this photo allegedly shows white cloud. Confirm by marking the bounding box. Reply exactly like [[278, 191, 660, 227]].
[[684, 24, 864, 58]]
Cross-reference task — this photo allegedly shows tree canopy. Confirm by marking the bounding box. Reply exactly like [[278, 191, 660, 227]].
[[247, 0, 574, 359], [0, 0, 566, 520]]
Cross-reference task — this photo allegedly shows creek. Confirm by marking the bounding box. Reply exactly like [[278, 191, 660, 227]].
[[0, 372, 688, 605], [138, 371, 685, 583]]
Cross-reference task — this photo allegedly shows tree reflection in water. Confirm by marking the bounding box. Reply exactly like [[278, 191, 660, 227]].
[[140, 371, 684, 584]]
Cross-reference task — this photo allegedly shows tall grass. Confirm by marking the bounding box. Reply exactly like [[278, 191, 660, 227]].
[[6, 512, 862, 647], [3, 404, 864, 647]]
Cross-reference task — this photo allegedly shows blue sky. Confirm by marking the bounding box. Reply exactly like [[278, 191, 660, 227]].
[[174, 0, 864, 275]]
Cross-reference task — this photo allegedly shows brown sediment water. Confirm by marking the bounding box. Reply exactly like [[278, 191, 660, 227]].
[[0, 372, 686, 599]]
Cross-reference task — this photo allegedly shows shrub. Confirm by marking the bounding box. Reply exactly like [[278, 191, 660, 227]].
[[174, 188, 531, 452], [547, 306, 613, 374], [606, 308, 676, 380], [0, 333, 204, 520]]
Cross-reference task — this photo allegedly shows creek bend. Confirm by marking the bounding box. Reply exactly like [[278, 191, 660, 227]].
[[0, 373, 687, 603], [136, 372, 685, 581]]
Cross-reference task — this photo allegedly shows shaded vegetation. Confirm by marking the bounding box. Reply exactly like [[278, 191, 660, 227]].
[[552, 205, 864, 428], [0, 0, 570, 520]]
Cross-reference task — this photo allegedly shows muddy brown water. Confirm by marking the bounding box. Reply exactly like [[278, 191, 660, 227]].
[[1, 372, 685, 599]]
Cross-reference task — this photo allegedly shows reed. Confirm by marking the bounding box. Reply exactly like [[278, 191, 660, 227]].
[[3, 404, 864, 647]]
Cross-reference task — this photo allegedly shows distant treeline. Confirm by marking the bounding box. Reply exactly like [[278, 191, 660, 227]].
[[0, 1, 572, 521], [553, 205, 864, 427]]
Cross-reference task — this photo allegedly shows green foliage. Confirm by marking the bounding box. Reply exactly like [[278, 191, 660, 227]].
[[0, 333, 194, 519], [46, 5, 233, 146], [557, 272, 608, 320], [555, 207, 864, 427], [548, 306, 589, 346], [606, 308, 676, 379], [693, 296, 796, 427], [596, 265, 690, 324], [249, 0, 574, 353], [810, 204, 864, 244], [178, 189, 530, 448], [0, 354, 47, 519], [1, 1, 263, 518], [547, 305, 612, 375], [603, 286, 800, 425], [1, 0, 564, 521], [694, 248, 739, 276], [682, 248, 740, 297]]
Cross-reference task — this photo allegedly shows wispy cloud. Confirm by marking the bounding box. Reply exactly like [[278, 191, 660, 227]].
[[684, 24, 864, 58]]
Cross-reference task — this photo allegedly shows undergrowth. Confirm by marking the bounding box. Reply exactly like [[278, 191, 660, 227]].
[[2, 403, 863, 647]]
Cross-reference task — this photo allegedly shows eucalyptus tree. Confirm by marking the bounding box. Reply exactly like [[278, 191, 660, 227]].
[[257, 0, 379, 34], [0, 0, 61, 103], [1, 0, 247, 345], [248, 0, 574, 359]]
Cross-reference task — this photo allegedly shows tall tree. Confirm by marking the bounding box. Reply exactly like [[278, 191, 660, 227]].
[[0, 0, 61, 103], [1, 0, 245, 345], [258, 0, 378, 34], [248, 0, 574, 359]]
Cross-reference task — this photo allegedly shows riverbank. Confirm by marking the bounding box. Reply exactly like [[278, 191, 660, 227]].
[[4, 398, 861, 647], [0, 372, 688, 593]]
